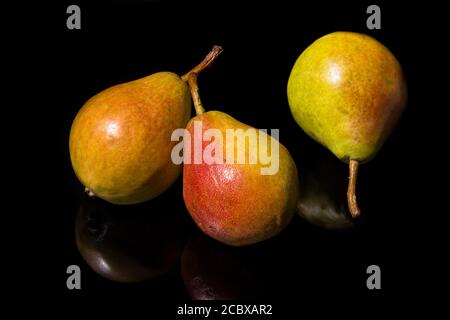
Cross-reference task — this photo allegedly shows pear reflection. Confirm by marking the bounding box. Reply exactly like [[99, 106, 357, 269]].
[[75, 197, 188, 283], [181, 233, 262, 300], [297, 151, 353, 230]]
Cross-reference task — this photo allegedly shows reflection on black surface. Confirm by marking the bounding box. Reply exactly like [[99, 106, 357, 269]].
[[297, 151, 353, 230], [75, 196, 189, 283], [181, 233, 263, 300]]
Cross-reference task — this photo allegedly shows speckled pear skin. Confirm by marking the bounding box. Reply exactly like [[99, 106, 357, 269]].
[[287, 32, 407, 162], [183, 111, 300, 246], [70, 72, 191, 204]]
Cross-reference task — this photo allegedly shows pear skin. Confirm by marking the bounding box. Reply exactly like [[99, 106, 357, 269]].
[[70, 72, 191, 204], [288, 32, 407, 162], [183, 111, 300, 246]]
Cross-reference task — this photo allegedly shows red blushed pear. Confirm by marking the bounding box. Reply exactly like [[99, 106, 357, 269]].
[[182, 73, 300, 247], [287, 32, 407, 218], [69, 46, 222, 204]]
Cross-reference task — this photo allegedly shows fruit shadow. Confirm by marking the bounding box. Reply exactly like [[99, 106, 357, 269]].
[[75, 178, 191, 284]]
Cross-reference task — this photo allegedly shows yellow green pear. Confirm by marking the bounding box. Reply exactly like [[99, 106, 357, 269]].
[[69, 47, 222, 205], [287, 32, 407, 217]]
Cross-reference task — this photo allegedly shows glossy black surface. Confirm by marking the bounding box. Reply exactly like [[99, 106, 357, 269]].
[[75, 195, 189, 283], [21, 0, 439, 309]]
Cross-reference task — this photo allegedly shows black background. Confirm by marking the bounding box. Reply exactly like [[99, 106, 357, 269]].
[[10, 0, 443, 314]]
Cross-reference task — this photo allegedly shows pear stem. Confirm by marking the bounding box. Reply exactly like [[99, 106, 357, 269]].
[[187, 73, 205, 115], [181, 45, 223, 82], [347, 159, 361, 218], [181, 45, 223, 116]]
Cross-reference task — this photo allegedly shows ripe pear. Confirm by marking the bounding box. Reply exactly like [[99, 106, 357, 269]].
[[69, 47, 223, 204], [182, 75, 300, 246], [287, 32, 407, 217]]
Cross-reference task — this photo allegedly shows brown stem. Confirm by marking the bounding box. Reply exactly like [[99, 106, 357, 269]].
[[187, 73, 204, 115], [181, 45, 223, 81], [181, 45, 223, 115], [347, 159, 361, 218]]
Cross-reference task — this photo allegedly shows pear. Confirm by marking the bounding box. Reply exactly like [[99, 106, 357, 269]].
[[182, 74, 300, 246], [69, 46, 223, 204], [287, 32, 407, 217]]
